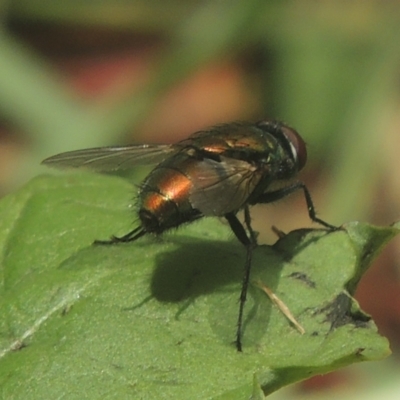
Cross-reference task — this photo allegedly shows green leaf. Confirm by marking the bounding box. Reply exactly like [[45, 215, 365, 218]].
[[0, 173, 396, 399]]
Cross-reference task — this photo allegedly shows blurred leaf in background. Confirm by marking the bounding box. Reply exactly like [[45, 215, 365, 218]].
[[1, 0, 400, 398]]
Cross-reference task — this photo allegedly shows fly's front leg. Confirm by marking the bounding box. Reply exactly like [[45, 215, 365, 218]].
[[225, 207, 257, 352], [253, 181, 339, 230]]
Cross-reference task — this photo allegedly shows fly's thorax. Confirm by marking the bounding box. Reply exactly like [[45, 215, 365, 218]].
[[137, 154, 201, 233], [180, 121, 305, 180], [181, 122, 279, 161]]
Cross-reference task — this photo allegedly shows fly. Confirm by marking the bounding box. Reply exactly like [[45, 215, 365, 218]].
[[42, 120, 337, 351]]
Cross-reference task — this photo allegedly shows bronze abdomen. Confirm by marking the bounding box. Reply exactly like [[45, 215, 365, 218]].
[[138, 153, 202, 234]]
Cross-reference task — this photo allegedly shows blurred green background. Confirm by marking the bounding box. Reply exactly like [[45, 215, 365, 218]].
[[1, 0, 400, 398]]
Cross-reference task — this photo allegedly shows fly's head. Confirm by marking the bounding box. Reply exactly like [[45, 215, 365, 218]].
[[256, 120, 307, 180]]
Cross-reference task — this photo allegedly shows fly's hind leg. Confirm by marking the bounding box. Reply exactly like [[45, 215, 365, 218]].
[[94, 226, 146, 245]]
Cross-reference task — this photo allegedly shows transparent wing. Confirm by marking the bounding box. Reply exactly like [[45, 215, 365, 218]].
[[189, 157, 263, 216], [42, 144, 176, 171]]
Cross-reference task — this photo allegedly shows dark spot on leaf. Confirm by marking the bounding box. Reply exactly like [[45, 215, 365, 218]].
[[360, 243, 375, 265], [288, 272, 316, 288], [61, 304, 73, 316], [355, 348, 365, 357], [316, 292, 371, 331]]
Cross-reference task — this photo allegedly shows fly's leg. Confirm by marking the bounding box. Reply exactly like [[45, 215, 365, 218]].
[[94, 226, 146, 245], [253, 181, 339, 230], [225, 206, 257, 352], [244, 204, 258, 244]]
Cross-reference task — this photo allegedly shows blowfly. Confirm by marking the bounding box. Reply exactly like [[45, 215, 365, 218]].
[[42, 120, 337, 351]]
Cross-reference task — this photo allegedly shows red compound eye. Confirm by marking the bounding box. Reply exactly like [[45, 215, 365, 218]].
[[281, 125, 307, 170]]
